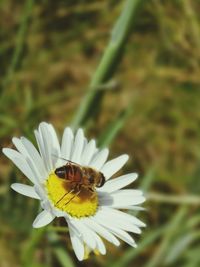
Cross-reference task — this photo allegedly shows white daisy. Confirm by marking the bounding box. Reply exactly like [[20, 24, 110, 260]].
[[2, 122, 145, 260]]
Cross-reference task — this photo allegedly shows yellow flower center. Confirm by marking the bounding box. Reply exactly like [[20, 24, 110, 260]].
[[46, 171, 98, 218]]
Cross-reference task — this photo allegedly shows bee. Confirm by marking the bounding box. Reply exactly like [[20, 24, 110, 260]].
[[54, 159, 105, 206], [55, 161, 105, 191]]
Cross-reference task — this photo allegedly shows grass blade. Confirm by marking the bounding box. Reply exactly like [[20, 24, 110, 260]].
[[53, 247, 75, 267], [110, 226, 166, 267], [98, 100, 133, 148], [48, 232, 75, 267], [144, 206, 188, 267], [72, 0, 146, 129]]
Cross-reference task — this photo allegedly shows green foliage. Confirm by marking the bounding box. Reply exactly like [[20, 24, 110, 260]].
[[0, 0, 200, 267]]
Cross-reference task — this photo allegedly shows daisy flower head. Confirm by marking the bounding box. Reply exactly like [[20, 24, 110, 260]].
[[3, 122, 146, 260]]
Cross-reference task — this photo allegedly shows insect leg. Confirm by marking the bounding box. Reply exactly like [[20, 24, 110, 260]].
[[88, 187, 95, 192], [56, 188, 75, 205], [63, 190, 81, 207]]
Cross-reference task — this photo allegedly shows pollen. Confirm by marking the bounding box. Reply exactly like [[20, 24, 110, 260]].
[[45, 172, 98, 218]]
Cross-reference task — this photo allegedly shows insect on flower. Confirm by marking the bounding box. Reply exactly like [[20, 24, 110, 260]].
[[54, 159, 105, 206], [2, 122, 146, 261]]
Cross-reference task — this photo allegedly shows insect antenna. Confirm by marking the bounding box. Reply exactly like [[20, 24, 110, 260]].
[[52, 154, 83, 167]]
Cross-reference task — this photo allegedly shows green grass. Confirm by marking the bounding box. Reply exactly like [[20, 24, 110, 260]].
[[0, 0, 200, 266]]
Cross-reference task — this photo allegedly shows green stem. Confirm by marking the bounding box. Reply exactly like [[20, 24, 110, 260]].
[[147, 192, 200, 205], [72, 0, 145, 129]]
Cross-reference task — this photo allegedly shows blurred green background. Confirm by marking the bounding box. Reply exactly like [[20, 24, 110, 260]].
[[1, 0, 200, 267]]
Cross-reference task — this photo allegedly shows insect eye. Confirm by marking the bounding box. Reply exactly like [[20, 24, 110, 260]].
[[89, 175, 94, 184], [97, 173, 105, 187], [55, 166, 66, 179]]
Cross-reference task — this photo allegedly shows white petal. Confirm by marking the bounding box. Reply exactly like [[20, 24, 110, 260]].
[[12, 137, 46, 181], [96, 208, 142, 234], [102, 207, 146, 227], [32, 210, 55, 228], [2, 148, 36, 184], [93, 213, 136, 247], [90, 148, 109, 170], [34, 184, 47, 201], [100, 154, 129, 180], [98, 173, 138, 193], [21, 137, 47, 178], [111, 189, 144, 197], [12, 137, 30, 158], [61, 127, 74, 162], [83, 218, 120, 246], [71, 129, 84, 164], [38, 122, 54, 171], [99, 191, 145, 207], [94, 233, 106, 255], [108, 227, 137, 247], [81, 139, 96, 166], [41, 199, 54, 212], [71, 220, 96, 250], [81, 223, 106, 255], [26, 157, 44, 183], [68, 220, 82, 238], [68, 224, 84, 261], [11, 183, 40, 199], [52, 209, 67, 218], [34, 130, 49, 172], [99, 189, 144, 201], [48, 123, 62, 168], [35, 122, 61, 171]]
